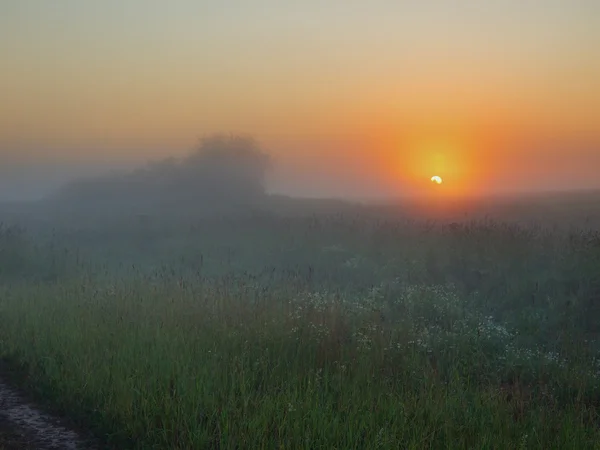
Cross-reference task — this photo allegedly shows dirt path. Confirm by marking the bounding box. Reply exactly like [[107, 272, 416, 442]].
[[0, 415, 39, 449], [0, 379, 96, 450]]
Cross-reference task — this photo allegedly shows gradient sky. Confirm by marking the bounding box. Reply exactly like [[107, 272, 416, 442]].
[[2, 1, 599, 198]]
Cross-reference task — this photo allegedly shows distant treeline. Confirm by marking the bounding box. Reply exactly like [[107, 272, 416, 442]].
[[51, 134, 271, 214]]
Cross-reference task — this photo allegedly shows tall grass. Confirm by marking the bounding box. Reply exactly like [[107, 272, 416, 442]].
[[0, 212, 599, 448]]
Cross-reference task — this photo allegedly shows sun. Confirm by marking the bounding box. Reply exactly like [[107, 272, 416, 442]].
[[431, 175, 443, 185]]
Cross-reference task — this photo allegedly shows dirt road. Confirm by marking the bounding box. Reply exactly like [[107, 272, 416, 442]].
[[0, 378, 95, 450]]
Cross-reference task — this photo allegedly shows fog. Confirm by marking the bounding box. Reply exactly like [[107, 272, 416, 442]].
[[2, 137, 600, 206], [0, 158, 137, 203], [4, 1, 600, 447]]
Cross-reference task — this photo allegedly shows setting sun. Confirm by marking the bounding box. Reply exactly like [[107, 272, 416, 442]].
[[431, 175, 443, 184]]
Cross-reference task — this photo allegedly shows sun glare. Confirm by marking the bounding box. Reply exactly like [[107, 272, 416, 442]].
[[431, 175, 443, 184]]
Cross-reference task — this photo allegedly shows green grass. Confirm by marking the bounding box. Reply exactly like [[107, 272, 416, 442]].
[[1, 204, 600, 448]]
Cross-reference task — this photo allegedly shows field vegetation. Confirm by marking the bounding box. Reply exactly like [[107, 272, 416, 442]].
[[1, 205, 600, 448], [0, 136, 599, 448]]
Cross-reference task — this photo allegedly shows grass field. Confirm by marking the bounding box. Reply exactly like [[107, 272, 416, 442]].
[[0, 193, 600, 448]]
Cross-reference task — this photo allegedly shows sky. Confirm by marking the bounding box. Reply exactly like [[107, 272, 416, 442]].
[[1, 1, 600, 199]]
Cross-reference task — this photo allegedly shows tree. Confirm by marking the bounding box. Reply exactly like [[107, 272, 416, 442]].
[[181, 134, 271, 201], [50, 133, 272, 213]]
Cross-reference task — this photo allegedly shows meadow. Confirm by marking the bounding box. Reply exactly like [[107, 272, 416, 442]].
[[1, 192, 600, 449]]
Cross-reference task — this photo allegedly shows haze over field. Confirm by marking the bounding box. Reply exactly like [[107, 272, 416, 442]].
[[3, 4, 600, 448], [1, 1, 599, 200]]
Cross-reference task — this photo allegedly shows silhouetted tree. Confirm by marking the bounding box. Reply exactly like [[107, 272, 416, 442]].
[[50, 133, 271, 214], [180, 134, 271, 202]]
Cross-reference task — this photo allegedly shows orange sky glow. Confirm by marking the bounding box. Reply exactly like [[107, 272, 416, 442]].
[[1, 1, 599, 199]]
